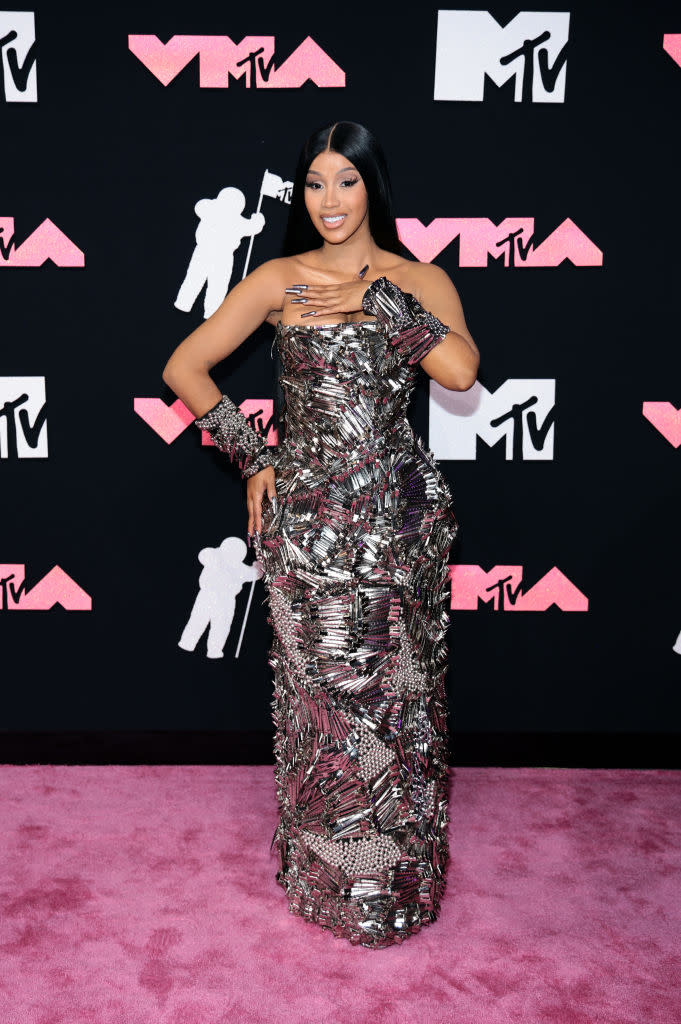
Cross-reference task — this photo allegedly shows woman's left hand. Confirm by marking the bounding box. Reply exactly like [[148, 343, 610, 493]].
[[289, 278, 370, 318]]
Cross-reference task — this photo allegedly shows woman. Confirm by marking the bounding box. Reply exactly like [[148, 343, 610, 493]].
[[162, 121, 479, 948]]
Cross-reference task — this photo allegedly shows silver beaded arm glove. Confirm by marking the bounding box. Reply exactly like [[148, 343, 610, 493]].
[[194, 394, 276, 480], [361, 276, 450, 365]]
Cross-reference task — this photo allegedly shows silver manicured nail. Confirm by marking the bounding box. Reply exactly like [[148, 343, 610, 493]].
[[300, 310, 317, 317], [359, 264, 369, 278], [291, 297, 307, 304], [284, 287, 303, 294], [292, 284, 308, 289]]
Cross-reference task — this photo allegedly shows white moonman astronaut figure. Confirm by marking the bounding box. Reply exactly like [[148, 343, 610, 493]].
[[175, 186, 265, 319], [178, 537, 263, 659]]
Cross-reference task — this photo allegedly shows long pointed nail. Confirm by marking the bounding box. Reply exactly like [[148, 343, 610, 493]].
[[271, 496, 278, 513], [284, 287, 303, 294], [292, 284, 308, 289], [300, 310, 317, 318], [359, 264, 369, 278], [290, 297, 307, 303]]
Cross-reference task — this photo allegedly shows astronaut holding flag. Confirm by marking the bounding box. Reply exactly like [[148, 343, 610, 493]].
[[241, 168, 294, 279], [175, 167, 294, 319]]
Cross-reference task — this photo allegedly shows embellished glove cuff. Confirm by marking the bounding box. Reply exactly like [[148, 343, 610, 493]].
[[361, 276, 450, 365], [194, 394, 276, 480]]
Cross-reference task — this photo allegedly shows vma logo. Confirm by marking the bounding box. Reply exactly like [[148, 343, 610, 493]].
[[0, 10, 37, 103], [434, 10, 569, 103], [642, 402, 681, 448], [664, 35, 681, 69], [450, 566, 588, 612], [397, 218, 602, 268], [0, 217, 83, 267], [0, 564, 91, 610], [129, 34, 345, 89], [0, 377, 48, 458], [135, 397, 277, 446], [430, 379, 555, 461]]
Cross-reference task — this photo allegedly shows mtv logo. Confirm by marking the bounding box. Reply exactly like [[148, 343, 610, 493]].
[[0, 377, 48, 458], [434, 10, 570, 103], [0, 10, 37, 103], [429, 379, 555, 461]]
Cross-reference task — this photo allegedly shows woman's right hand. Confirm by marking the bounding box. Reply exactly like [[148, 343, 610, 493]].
[[246, 465, 277, 538]]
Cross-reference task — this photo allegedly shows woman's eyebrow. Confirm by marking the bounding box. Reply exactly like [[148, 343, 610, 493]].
[[306, 167, 356, 176]]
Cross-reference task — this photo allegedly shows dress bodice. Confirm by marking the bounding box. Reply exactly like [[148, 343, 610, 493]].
[[274, 319, 420, 468]]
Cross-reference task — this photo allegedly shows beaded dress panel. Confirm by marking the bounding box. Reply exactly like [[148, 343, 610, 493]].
[[250, 315, 458, 949]]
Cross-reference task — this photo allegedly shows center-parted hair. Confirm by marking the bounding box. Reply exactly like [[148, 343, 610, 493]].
[[281, 121, 408, 258], [273, 122, 410, 442]]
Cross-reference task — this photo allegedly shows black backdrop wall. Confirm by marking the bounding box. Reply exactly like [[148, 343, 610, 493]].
[[2, 2, 680, 765]]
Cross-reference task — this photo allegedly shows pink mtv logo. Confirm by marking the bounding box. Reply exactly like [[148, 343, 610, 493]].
[[0, 218, 84, 267], [0, 564, 91, 610], [396, 217, 602, 267], [134, 397, 278, 446], [128, 35, 345, 88], [663, 34, 681, 68], [449, 565, 588, 611], [642, 402, 681, 448]]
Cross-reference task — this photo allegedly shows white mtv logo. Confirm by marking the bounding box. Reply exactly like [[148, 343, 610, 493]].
[[434, 10, 570, 103], [0, 11, 37, 102], [429, 379, 555, 460], [0, 377, 48, 458]]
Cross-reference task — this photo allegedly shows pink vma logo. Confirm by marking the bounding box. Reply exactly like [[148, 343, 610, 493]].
[[134, 397, 277, 445], [663, 35, 681, 68], [396, 218, 602, 267], [0, 217, 83, 267], [642, 402, 681, 447], [0, 565, 91, 610], [128, 35, 345, 89], [449, 566, 588, 612]]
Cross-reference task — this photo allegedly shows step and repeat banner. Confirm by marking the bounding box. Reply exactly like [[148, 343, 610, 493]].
[[2, 2, 680, 750]]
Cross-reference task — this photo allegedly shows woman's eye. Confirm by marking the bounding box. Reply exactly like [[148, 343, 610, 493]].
[[341, 178, 359, 187], [305, 181, 321, 190]]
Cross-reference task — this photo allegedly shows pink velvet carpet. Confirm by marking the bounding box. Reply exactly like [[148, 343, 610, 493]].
[[1, 764, 679, 1023]]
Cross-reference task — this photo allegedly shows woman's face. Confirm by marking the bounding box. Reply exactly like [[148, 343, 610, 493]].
[[304, 149, 369, 243]]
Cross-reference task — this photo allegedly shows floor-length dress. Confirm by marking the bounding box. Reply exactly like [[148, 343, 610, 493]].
[[253, 316, 458, 949]]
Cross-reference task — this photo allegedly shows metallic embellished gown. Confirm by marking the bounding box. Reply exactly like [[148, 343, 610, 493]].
[[253, 317, 458, 949]]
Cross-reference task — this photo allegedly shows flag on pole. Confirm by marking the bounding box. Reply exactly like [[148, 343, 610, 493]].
[[260, 169, 293, 204], [242, 168, 294, 280]]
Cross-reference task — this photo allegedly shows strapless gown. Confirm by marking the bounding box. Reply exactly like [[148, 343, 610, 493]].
[[253, 316, 458, 949]]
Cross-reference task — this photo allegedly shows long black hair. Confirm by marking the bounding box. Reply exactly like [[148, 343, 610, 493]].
[[281, 120, 409, 259], [271, 122, 411, 443]]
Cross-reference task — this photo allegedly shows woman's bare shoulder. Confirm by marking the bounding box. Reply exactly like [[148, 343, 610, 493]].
[[251, 256, 309, 326], [390, 258, 454, 300], [373, 251, 418, 282], [250, 255, 299, 285]]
